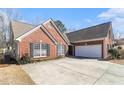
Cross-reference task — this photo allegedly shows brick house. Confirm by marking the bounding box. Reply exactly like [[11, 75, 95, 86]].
[[10, 19, 113, 60], [66, 22, 114, 59], [10, 19, 70, 60]]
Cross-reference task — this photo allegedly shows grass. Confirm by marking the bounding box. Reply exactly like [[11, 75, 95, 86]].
[[110, 59, 124, 65], [0, 64, 9, 68], [0, 65, 35, 85]]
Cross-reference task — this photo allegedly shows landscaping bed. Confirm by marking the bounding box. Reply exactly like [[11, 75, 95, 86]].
[[107, 47, 124, 65]]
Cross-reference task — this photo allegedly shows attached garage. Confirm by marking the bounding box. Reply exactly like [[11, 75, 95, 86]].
[[75, 44, 102, 58], [66, 22, 113, 59]]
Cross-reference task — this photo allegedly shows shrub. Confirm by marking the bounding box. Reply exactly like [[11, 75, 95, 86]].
[[117, 46, 122, 50], [18, 53, 31, 64], [3, 53, 17, 64], [108, 48, 121, 59], [112, 43, 116, 47]]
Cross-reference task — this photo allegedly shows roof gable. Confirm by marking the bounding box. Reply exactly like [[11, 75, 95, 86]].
[[12, 20, 58, 44], [66, 22, 112, 43], [15, 24, 58, 44], [11, 20, 35, 40], [43, 19, 70, 45], [41, 25, 57, 44], [11, 19, 70, 45]]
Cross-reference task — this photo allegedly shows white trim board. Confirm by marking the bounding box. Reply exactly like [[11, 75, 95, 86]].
[[71, 38, 105, 43], [16, 25, 41, 42]]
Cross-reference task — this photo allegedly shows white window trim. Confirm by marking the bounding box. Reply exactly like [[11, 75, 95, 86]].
[[33, 55, 47, 58], [33, 43, 47, 58], [58, 44, 65, 56], [61, 45, 65, 55]]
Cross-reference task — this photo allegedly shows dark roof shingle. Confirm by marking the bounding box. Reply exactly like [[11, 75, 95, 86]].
[[66, 22, 112, 42]]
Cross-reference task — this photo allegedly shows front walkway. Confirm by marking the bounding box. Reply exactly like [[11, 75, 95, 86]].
[[21, 57, 124, 85]]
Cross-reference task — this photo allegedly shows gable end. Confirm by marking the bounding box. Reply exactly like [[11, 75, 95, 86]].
[[49, 19, 70, 45], [40, 25, 57, 44]]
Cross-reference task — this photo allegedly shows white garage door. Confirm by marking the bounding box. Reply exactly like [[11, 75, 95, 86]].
[[75, 44, 102, 58]]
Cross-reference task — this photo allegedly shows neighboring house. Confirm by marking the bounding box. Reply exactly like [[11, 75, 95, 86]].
[[115, 38, 124, 49], [10, 19, 69, 60], [66, 22, 114, 59]]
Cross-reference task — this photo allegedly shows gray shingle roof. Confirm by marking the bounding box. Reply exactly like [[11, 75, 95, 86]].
[[11, 20, 35, 40], [66, 22, 112, 42]]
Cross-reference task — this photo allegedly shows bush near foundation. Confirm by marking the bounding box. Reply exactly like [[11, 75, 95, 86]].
[[108, 48, 121, 59], [18, 53, 31, 64]]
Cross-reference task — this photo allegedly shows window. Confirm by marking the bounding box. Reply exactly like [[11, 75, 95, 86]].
[[33, 43, 41, 57], [57, 44, 66, 56], [32, 43, 50, 58]]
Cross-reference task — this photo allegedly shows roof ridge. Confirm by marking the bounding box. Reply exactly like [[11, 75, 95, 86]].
[[67, 21, 111, 34], [11, 20, 35, 27]]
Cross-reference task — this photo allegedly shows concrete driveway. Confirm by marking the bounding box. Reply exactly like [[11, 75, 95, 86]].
[[21, 57, 124, 85]]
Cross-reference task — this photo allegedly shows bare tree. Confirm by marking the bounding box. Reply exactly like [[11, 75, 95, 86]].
[[0, 8, 22, 20], [0, 9, 22, 49], [114, 30, 124, 39], [0, 11, 9, 49]]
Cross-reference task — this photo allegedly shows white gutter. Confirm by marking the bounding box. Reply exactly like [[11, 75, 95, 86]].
[[71, 38, 105, 43]]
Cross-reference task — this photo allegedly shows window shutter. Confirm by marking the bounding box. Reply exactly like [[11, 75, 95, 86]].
[[64, 45, 66, 55], [47, 44, 50, 56], [56, 44, 58, 56], [41, 43, 44, 49], [30, 43, 33, 58]]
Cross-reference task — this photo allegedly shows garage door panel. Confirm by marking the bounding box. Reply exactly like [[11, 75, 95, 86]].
[[75, 45, 102, 58]]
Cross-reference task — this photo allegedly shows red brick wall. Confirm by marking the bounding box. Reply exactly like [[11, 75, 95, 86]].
[[19, 27, 56, 58], [44, 22, 67, 45], [18, 21, 68, 59], [43, 21, 68, 53], [103, 30, 113, 59]]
